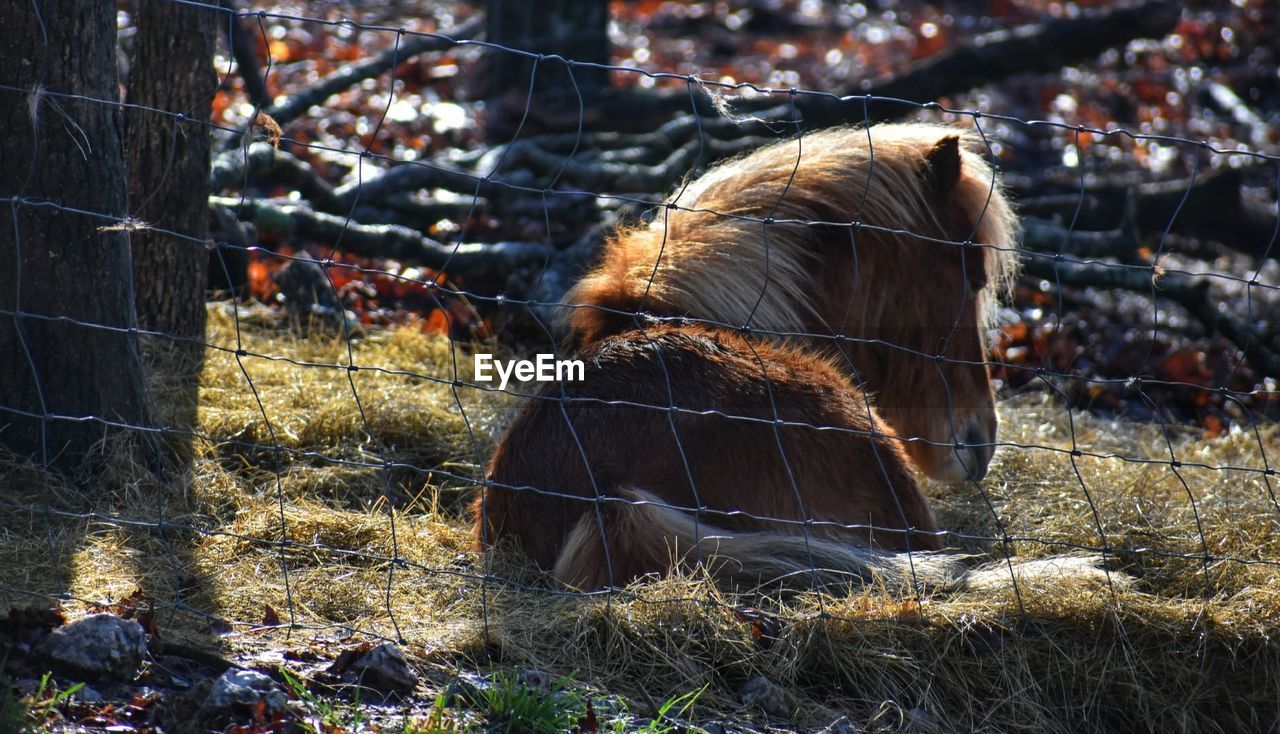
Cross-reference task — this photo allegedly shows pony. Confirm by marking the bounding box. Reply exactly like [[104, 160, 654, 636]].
[[471, 125, 1086, 591], [566, 123, 1020, 482]]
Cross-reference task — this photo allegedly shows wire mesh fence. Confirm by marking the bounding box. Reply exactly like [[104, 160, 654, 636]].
[[3, 0, 1280, 729]]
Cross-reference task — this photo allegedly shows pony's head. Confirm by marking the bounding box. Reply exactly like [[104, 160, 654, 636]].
[[566, 124, 1019, 482], [813, 130, 1020, 482]]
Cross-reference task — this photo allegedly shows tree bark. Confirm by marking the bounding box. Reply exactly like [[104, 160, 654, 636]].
[[485, 0, 611, 140], [127, 0, 216, 341], [0, 0, 157, 472], [126, 0, 217, 445]]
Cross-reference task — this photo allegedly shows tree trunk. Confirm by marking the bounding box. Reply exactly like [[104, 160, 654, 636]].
[[126, 0, 216, 440], [485, 0, 611, 140], [0, 0, 157, 473]]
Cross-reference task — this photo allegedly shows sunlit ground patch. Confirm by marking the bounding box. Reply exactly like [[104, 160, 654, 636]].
[[1, 309, 1277, 732]]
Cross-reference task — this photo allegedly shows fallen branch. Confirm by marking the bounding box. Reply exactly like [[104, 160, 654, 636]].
[[209, 202, 253, 295], [210, 196, 553, 279], [332, 159, 489, 212], [323, 104, 808, 214], [336, 126, 782, 217], [1020, 218, 1140, 260], [528, 222, 610, 328], [530, 106, 799, 155], [264, 16, 484, 129], [211, 143, 342, 211], [350, 193, 484, 230], [564, 1, 1179, 132], [864, 1, 1180, 114], [1019, 192, 1144, 261], [210, 144, 498, 229], [1020, 255, 1280, 376], [158, 639, 236, 673], [209, 140, 510, 222], [492, 135, 776, 194], [1015, 167, 1280, 261]]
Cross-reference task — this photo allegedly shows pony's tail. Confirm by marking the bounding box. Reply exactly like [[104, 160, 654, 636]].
[[553, 488, 1115, 593]]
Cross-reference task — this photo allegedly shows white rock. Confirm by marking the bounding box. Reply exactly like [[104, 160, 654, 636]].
[[350, 642, 418, 692], [36, 613, 147, 681], [206, 668, 289, 714]]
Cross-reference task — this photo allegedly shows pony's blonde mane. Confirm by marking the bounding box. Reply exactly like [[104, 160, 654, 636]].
[[567, 123, 1020, 337]]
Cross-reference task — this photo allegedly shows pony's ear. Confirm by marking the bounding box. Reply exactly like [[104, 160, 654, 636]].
[[924, 135, 986, 291], [923, 135, 962, 198]]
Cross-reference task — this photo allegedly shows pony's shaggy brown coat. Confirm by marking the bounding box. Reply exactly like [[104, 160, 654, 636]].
[[567, 124, 1020, 480], [473, 125, 1057, 591]]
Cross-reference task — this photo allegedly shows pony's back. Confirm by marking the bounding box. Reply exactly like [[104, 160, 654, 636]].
[[565, 123, 1018, 347]]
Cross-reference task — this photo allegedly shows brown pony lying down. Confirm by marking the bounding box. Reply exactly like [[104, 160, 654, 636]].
[[472, 125, 1108, 591], [566, 124, 1021, 483]]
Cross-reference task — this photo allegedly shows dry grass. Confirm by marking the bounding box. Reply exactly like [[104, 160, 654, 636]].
[[2, 305, 1278, 732]]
